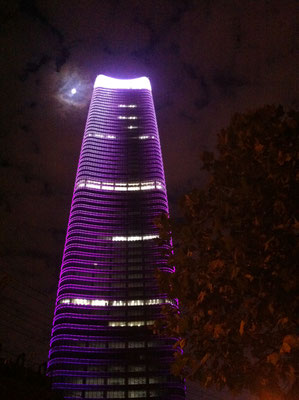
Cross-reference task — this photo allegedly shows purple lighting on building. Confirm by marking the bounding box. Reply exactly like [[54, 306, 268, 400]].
[[48, 75, 185, 399], [94, 75, 152, 90]]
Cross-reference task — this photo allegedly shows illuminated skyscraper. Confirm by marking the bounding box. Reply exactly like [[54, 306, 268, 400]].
[[48, 75, 185, 400]]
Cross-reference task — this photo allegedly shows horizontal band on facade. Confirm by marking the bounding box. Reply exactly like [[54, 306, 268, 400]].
[[85, 132, 156, 140]]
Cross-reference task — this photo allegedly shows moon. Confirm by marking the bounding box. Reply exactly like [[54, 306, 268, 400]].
[[54, 70, 92, 108]]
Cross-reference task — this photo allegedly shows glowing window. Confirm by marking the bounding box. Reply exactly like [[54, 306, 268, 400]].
[[112, 300, 126, 306], [86, 133, 116, 139], [72, 298, 89, 306], [149, 377, 165, 384], [128, 300, 144, 306], [108, 342, 125, 349], [91, 299, 108, 306], [108, 320, 147, 327], [128, 321, 145, 327], [128, 377, 146, 385], [128, 342, 145, 348], [118, 116, 138, 120], [107, 391, 125, 399], [112, 234, 158, 242], [128, 391, 147, 398], [85, 392, 104, 398], [107, 378, 125, 385], [109, 321, 126, 327], [86, 378, 104, 385], [118, 104, 137, 108]]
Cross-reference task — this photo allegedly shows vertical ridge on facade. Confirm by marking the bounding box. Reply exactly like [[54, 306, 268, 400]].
[[48, 75, 185, 400]]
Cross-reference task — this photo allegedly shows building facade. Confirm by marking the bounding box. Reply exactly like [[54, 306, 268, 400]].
[[48, 75, 185, 400]]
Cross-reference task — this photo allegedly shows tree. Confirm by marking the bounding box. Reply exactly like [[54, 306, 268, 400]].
[[0, 356, 64, 400], [155, 105, 298, 399]]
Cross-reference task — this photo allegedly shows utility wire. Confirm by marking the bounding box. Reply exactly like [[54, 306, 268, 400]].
[[1, 321, 49, 344], [1, 306, 51, 330]]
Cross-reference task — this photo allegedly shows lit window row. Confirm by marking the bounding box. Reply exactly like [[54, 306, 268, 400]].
[[118, 104, 137, 108], [58, 339, 163, 350], [112, 234, 159, 242], [64, 377, 105, 385], [84, 390, 153, 399], [76, 179, 164, 191], [65, 234, 159, 242], [118, 116, 138, 120], [137, 135, 155, 140], [86, 133, 116, 139], [59, 298, 173, 307], [108, 320, 154, 327]]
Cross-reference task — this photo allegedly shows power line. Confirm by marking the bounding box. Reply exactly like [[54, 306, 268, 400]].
[[9, 285, 52, 306], [2, 295, 53, 322], [1, 306, 51, 330], [1, 321, 49, 344], [12, 277, 52, 298]]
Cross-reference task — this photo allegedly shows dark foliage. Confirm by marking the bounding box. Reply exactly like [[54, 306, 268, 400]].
[[156, 105, 298, 399]]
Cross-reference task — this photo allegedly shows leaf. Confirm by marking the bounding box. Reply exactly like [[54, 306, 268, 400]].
[[199, 353, 210, 366], [292, 218, 299, 231], [209, 259, 225, 270], [277, 317, 288, 326], [280, 341, 291, 354], [267, 352, 279, 366], [231, 266, 240, 279], [213, 324, 224, 338], [264, 255, 271, 264], [280, 335, 299, 354], [197, 291, 206, 304], [245, 274, 254, 282], [239, 320, 245, 336], [268, 303, 274, 314], [286, 365, 296, 385], [254, 141, 264, 153]]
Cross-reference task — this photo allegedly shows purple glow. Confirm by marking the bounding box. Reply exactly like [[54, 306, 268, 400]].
[[94, 74, 151, 90], [48, 74, 184, 399]]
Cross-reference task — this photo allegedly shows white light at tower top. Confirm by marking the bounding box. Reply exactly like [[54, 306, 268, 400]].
[[71, 88, 77, 94], [94, 75, 151, 91]]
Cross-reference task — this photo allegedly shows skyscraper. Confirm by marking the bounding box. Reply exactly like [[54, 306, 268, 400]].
[[48, 75, 185, 400]]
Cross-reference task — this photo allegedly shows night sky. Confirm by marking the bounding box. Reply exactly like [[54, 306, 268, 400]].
[[0, 1, 297, 399]]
